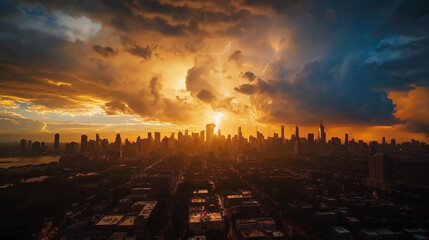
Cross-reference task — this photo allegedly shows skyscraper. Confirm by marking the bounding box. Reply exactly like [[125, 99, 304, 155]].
[[95, 133, 100, 151], [54, 133, 59, 152], [206, 123, 215, 143], [115, 133, 121, 150], [345, 133, 349, 145], [199, 130, 204, 142], [308, 133, 314, 143], [281, 125, 285, 139], [294, 126, 299, 141], [238, 126, 243, 141], [155, 132, 161, 144], [20, 139, 27, 152], [81, 134, 88, 152], [318, 121, 326, 144]]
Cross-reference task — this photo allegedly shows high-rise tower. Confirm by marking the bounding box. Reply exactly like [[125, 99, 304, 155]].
[[318, 121, 326, 144], [54, 133, 59, 152]]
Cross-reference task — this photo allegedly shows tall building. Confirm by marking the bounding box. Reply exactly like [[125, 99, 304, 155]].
[[368, 154, 395, 189], [96, 133, 100, 150], [155, 132, 161, 144], [280, 125, 285, 140], [80, 134, 88, 152], [115, 133, 121, 150], [238, 126, 243, 141], [200, 130, 205, 142], [294, 126, 299, 141], [307, 133, 314, 143], [54, 133, 59, 152], [206, 123, 215, 143], [345, 133, 349, 145], [318, 121, 326, 144], [20, 139, 27, 152]]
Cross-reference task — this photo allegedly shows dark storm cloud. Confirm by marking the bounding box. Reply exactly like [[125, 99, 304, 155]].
[[242, 71, 256, 82], [102, 76, 197, 122], [238, 60, 402, 125], [404, 120, 429, 134], [229, 50, 243, 62], [1, 0, 429, 131], [0, 20, 75, 74], [236, 0, 309, 14], [0, 0, 198, 123], [377, 0, 429, 38], [234, 84, 256, 95], [92, 44, 117, 58], [197, 89, 217, 103], [126, 44, 153, 60], [120, 36, 154, 60]]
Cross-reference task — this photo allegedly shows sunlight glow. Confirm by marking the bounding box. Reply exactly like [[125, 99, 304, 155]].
[[214, 112, 223, 134]]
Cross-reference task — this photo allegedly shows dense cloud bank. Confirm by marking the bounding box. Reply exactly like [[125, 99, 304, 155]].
[[0, 0, 428, 133]]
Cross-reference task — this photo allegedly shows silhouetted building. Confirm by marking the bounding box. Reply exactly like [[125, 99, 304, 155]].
[[308, 133, 314, 143], [319, 121, 326, 144], [80, 134, 88, 152], [295, 126, 299, 141], [54, 133, 59, 152], [281, 125, 285, 139], [115, 133, 121, 150], [155, 132, 161, 145], [367, 153, 395, 189], [20, 139, 26, 152], [238, 126, 243, 142], [95, 133, 100, 151], [66, 142, 79, 153], [206, 123, 215, 143], [32, 141, 41, 153]]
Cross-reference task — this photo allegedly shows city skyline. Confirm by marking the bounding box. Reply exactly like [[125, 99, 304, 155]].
[[16, 121, 423, 146], [1, 1, 428, 239], [1, 0, 429, 143]]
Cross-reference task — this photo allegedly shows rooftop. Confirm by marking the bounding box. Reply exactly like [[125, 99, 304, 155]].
[[118, 216, 137, 226], [193, 189, 208, 194], [227, 194, 252, 199], [132, 201, 157, 219], [189, 212, 223, 223], [240, 229, 264, 238], [96, 215, 124, 226], [332, 226, 351, 234], [191, 197, 206, 203]]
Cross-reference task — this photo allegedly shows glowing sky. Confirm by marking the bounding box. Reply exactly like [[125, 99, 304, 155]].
[[0, 0, 429, 142]]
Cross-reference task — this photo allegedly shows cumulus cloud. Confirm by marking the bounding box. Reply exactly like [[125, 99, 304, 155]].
[[0, 111, 46, 132], [4, 3, 101, 42], [0, 0, 429, 136]]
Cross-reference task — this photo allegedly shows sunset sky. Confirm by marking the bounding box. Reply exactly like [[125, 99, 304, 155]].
[[0, 0, 429, 143]]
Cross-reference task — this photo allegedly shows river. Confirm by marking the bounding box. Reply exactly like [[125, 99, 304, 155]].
[[0, 156, 59, 169]]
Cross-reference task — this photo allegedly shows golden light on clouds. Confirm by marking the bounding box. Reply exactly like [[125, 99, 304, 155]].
[[0, 0, 428, 143]]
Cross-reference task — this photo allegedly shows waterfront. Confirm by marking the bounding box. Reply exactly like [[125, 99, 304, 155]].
[[0, 156, 59, 169]]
